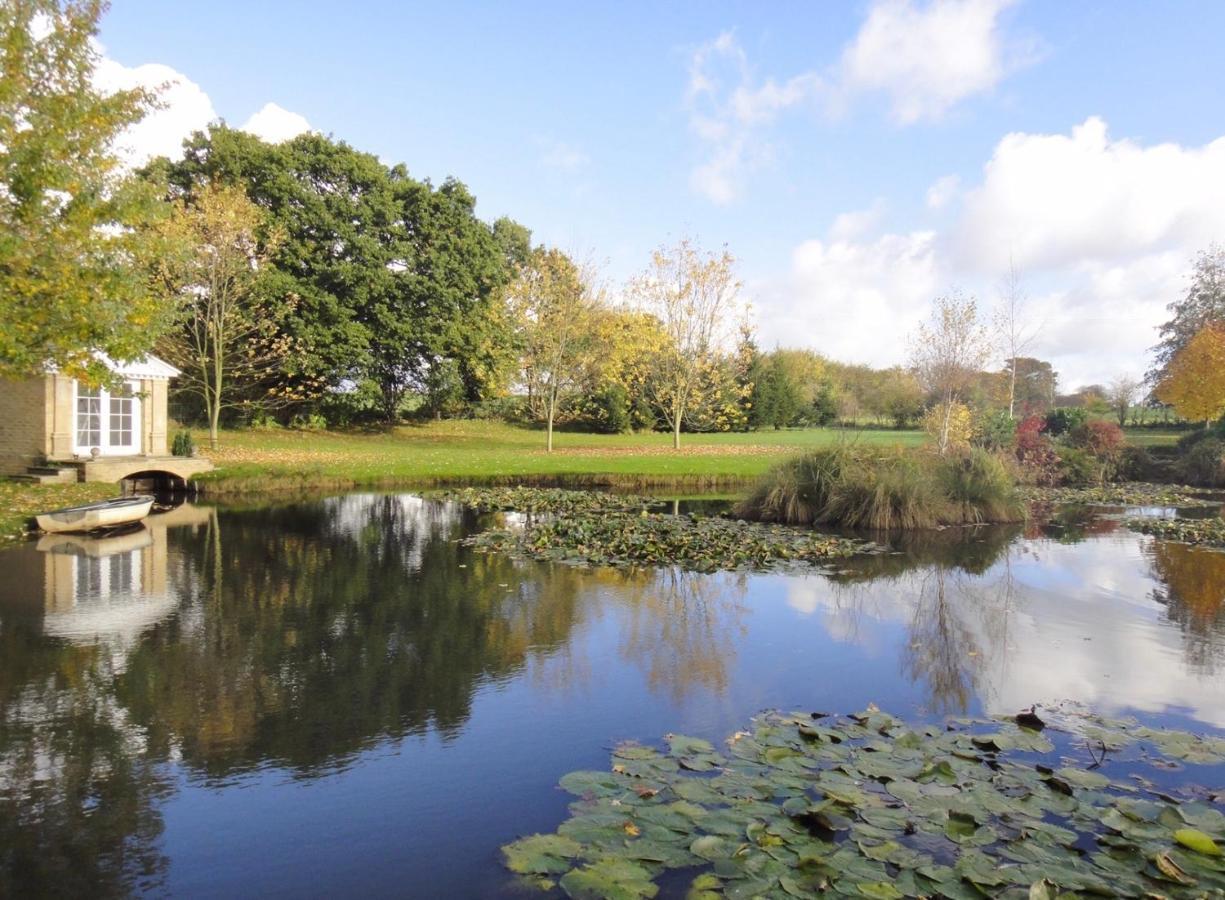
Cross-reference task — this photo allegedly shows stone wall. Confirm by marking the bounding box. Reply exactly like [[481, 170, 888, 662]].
[[0, 377, 49, 475]]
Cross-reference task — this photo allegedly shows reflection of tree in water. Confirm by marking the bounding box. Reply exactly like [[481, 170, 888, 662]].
[[825, 525, 1025, 715], [608, 568, 748, 702], [0, 632, 168, 897], [115, 496, 593, 777], [1148, 541, 1225, 675]]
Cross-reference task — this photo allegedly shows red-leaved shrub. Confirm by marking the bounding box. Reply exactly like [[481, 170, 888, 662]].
[[1015, 415, 1059, 485]]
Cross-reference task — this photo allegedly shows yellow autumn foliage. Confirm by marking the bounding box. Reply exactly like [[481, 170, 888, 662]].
[[1157, 324, 1225, 424], [923, 401, 973, 452]]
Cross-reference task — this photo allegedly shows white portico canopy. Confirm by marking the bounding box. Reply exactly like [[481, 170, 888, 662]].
[[93, 352, 180, 381]]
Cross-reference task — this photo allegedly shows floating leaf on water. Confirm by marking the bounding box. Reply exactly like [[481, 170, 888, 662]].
[[558, 858, 660, 899], [503, 834, 583, 875], [1174, 828, 1223, 857]]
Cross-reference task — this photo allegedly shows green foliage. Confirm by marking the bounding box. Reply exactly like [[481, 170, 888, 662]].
[[502, 706, 1225, 898], [154, 127, 515, 422], [582, 383, 632, 434], [0, 0, 171, 382], [1127, 515, 1225, 547], [1044, 407, 1090, 437], [1055, 447, 1098, 486], [171, 430, 195, 458], [1118, 445, 1158, 481], [737, 447, 1024, 529], [1177, 438, 1225, 487], [972, 408, 1016, 451], [421, 358, 466, 420]]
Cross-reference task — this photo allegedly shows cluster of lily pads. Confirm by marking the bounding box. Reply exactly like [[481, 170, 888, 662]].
[[503, 706, 1225, 898], [466, 510, 867, 572], [1126, 516, 1225, 548], [1020, 483, 1222, 509], [435, 486, 656, 516]]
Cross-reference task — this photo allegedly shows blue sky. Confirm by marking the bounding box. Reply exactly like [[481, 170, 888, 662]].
[[96, 1, 1225, 387]]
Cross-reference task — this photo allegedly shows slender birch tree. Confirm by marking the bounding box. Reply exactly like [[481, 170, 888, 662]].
[[910, 293, 993, 454], [995, 261, 1039, 420], [509, 248, 599, 451], [628, 238, 742, 449]]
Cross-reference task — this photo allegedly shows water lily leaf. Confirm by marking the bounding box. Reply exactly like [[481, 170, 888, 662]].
[[690, 835, 734, 861], [855, 881, 904, 899], [1028, 878, 1057, 900], [503, 834, 582, 875], [686, 872, 722, 900], [1153, 850, 1196, 885], [560, 771, 626, 798], [1055, 767, 1109, 790], [559, 859, 660, 899], [1174, 828, 1223, 857]]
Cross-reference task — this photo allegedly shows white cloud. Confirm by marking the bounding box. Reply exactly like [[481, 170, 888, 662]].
[[838, 0, 1029, 124], [758, 118, 1225, 387], [925, 174, 960, 210], [240, 102, 312, 144], [685, 32, 805, 205], [92, 42, 310, 166], [93, 54, 216, 166], [953, 116, 1225, 273], [684, 1, 1033, 203], [758, 229, 939, 364]]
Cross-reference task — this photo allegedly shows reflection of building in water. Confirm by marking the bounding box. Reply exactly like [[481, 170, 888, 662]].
[[3, 503, 215, 658]]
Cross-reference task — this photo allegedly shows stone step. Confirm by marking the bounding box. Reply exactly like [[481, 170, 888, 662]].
[[23, 465, 79, 484]]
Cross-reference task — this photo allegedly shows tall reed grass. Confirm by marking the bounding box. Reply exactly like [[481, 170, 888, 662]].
[[734, 446, 1025, 529]]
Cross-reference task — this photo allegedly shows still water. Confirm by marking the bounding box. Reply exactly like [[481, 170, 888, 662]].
[[1, 494, 1223, 897]]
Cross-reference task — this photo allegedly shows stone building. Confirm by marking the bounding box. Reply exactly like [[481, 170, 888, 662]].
[[0, 354, 212, 485]]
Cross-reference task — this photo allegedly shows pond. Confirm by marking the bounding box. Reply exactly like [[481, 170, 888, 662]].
[[1, 492, 1223, 897]]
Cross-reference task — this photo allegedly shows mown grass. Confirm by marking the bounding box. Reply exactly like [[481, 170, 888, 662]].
[[0, 482, 115, 543], [190, 421, 927, 495]]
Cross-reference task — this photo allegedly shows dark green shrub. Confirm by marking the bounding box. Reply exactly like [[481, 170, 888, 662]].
[[973, 409, 1016, 451], [585, 384, 632, 434], [1176, 422, 1225, 454], [735, 446, 1023, 529], [1067, 420, 1126, 482], [171, 430, 195, 457], [1056, 447, 1097, 485], [1178, 438, 1225, 487], [1045, 407, 1089, 437], [1118, 446, 1156, 481]]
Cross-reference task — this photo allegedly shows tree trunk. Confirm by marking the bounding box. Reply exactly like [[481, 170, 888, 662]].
[[939, 396, 953, 455], [209, 399, 221, 451], [546, 396, 555, 452], [673, 418, 681, 450], [1008, 359, 1017, 420]]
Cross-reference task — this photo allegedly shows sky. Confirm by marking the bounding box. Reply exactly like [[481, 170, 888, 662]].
[[94, 0, 1225, 389]]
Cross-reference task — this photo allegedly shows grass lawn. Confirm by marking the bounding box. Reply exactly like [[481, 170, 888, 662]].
[[1122, 427, 1185, 448], [193, 421, 925, 494]]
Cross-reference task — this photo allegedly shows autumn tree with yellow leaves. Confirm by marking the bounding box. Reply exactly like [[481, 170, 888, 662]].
[[628, 238, 744, 449], [1156, 323, 1225, 426]]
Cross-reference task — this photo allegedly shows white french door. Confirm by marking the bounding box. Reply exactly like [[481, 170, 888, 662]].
[[75, 381, 141, 455]]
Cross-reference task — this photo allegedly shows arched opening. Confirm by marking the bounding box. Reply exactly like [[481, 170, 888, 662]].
[[120, 469, 190, 495]]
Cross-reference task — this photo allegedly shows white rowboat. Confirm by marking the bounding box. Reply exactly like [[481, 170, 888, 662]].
[[35, 496, 154, 534]]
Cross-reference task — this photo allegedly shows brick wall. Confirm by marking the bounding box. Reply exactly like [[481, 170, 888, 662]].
[[0, 377, 49, 475]]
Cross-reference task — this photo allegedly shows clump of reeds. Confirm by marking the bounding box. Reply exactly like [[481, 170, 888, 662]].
[[734, 446, 1024, 530]]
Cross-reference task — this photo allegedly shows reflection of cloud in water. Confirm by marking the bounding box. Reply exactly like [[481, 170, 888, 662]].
[[786, 532, 1225, 727]]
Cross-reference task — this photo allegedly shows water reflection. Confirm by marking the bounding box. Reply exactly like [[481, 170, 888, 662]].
[[1149, 541, 1225, 675], [0, 508, 213, 897], [0, 493, 1223, 896]]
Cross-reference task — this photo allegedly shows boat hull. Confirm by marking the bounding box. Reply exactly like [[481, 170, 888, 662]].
[[35, 496, 155, 534]]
